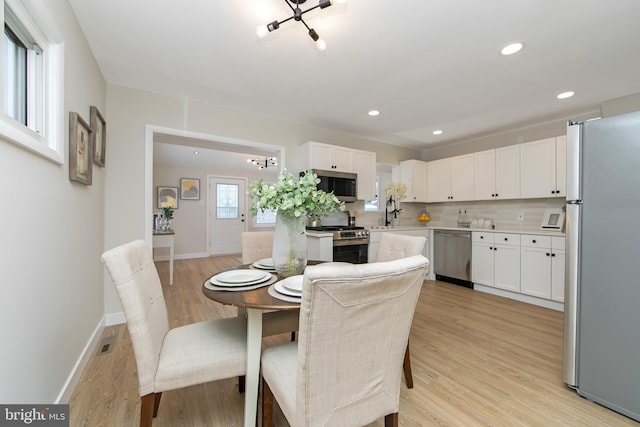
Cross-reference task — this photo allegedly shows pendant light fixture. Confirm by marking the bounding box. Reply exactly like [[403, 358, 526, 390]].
[[256, 0, 345, 51], [247, 157, 278, 170]]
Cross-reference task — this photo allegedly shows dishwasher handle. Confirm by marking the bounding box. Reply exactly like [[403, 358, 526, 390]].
[[434, 231, 471, 238]]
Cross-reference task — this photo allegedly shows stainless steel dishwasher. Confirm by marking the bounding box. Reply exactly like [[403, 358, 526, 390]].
[[434, 229, 473, 288]]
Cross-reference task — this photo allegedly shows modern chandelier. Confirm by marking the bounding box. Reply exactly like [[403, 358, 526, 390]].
[[247, 157, 278, 170], [256, 0, 345, 51]]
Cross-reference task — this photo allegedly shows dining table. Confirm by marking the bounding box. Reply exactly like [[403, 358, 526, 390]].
[[202, 262, 319, 427]]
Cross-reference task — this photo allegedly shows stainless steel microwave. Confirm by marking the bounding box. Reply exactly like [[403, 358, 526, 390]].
[[310, 169, 357, 202]]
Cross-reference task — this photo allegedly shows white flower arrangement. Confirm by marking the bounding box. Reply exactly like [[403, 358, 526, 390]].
[[383, 182, 407, 216], [248, 169, 346, 218]]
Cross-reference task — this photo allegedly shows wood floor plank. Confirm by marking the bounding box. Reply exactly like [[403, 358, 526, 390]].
[[69, 255, 638, 426]]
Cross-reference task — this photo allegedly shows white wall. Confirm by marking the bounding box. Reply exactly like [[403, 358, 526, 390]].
[[0, 0, 106, 403]]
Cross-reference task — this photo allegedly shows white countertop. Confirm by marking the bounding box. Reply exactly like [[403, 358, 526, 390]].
[[368, 224, 564, 237]]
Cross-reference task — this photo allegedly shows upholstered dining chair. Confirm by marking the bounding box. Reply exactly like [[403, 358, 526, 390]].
[[375, 232, 428, 389], [101, 240, 247, 427], [261, 255, 429, 427], [241, 230, 274, 264]]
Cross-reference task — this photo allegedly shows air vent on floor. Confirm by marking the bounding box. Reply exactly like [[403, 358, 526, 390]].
[[98, 335, 115, 355]]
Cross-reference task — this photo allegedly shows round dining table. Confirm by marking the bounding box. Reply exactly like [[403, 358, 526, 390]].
[[202, 263, 320, 427]]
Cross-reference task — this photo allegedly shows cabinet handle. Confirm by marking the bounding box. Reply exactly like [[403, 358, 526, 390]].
[[546, 252, 550, 256], [495, 193, 499, 197], [480, 236, 484, 239], [532, 239, 536, 243], [551, 253, 556, 257], [504, 238, 508, 241]]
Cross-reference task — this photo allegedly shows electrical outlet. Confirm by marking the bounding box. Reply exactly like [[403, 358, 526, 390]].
[[517, 211, 525, 221]]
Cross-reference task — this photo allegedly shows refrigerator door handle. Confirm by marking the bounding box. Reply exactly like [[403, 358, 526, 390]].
[[566, 122, 582, 202], [563, 203, 581, 387]]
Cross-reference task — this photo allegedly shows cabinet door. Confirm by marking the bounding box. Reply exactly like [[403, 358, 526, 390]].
[[427, 158, 452, 202], [555, 135, 567, 197], [520, 138, 557, 198], [520, 246, 552, 298], [472, 242, 494, 286], [400, 160, 427, 202], [306, 142, 334, 170], [474, 149, 496, 200], [451, 154, 475, 201], [353, 150, 376, 200], [332, 146, 354, 172], [551, 249, 565, 302], [495, 145, 520, 199], [494, 244, 520, 292]]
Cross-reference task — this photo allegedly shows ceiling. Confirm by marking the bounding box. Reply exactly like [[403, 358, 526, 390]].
[[69, 0, 640, 152]]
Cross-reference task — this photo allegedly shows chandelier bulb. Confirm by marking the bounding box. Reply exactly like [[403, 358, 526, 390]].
[[256, 25, 268, 38], [316, 38, 327, 51]]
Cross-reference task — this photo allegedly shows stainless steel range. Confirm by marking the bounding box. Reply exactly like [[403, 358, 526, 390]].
[[306, 226, 370, 264]]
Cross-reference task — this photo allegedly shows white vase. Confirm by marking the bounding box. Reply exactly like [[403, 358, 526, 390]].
[[272, 212, 307, 277]]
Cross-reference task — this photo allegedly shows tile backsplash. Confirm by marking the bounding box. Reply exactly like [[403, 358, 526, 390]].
[[342, 198, 565, 232]]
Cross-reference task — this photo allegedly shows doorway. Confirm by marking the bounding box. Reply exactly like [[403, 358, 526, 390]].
[[208, 176, 247, 255]]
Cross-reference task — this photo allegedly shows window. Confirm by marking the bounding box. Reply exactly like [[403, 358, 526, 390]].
[[0, 0, 63, 163], [216, 183, 239, 218]]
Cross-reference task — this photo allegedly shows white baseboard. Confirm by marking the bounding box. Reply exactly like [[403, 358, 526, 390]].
[[55, 318, 105, 404], [153, 252, 209, 261], [474, 284, 564, 312]]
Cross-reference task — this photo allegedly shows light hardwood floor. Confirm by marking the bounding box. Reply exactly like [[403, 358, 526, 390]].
[[69, 255, 638, 426]]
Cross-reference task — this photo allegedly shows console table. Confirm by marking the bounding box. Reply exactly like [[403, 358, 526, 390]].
[[152, 230, 174, 285]]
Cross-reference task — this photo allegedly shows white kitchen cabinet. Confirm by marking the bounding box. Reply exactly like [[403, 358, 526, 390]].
[[474, 146, 520, 200], [520, 235, 565, 301], [472, 232, 520, 292], [399, 159, 428, 202], [520, 136, 566, 198], [300, 141, 354, 172], [427, 154, 475, 202], [353, 149, 377, 200]]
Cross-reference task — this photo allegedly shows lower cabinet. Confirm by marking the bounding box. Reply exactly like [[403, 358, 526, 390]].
[[472, 232, 520, 292], [520, 235, 565, 302]]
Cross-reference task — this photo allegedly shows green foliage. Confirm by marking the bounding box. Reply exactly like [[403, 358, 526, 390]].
[[162, 206, 174, 220], [248, 169, 346, 218]]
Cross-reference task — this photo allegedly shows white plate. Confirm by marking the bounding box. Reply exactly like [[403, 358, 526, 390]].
[[214, 270, 268, 284], [268, 284, 301, 303], [255, 257, 274, 268], [274, 281, 301, 297], [280, 275, 303, 292], [205, 274, 277, 291]]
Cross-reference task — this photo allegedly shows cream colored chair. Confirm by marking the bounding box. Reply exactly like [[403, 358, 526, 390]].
[[101, 240, 247, 427], [241, 231, 274, 264], [261, 255, 429, 427], [376, 232, 428, 389]]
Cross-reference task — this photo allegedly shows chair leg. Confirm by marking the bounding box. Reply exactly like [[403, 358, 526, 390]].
[[140, 393, 156, 427], [385, 412, 399, 427], [153, 392, 162, 417], [262, 378, 273, 427], [403, 340, 414, 389], [239, 375, 245, 393]]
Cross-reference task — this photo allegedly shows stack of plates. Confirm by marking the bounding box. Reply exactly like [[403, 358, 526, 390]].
[[269, 275, 303, 303], [252, 258, 275, 271], [207, 269, 276, 291]]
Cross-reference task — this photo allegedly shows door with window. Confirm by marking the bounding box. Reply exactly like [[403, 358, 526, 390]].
[[208, 176, 246, 255]]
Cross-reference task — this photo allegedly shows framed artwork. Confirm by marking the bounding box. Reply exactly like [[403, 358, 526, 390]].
[[69, 112, 93, 185], [90, 106, 106, 167], [157, 186, 179, 209], [180, 178, 200, 200]]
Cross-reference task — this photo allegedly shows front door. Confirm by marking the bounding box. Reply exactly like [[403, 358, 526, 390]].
[[208, 176, 246, 255]]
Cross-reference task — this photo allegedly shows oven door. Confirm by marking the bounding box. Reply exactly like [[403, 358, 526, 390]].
[[333, 240, 368, 264]]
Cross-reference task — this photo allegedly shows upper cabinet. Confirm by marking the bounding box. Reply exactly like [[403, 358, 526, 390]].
[[474, 146, 520, 200], [427, 154, 475, 202], [520, 136, 566, 198], [399, 159, 428, 202], [299, 141, 376, 200], [300, 141, 354, 172]]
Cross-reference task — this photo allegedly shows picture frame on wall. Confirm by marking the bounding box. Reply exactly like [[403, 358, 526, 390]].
[[180, 178, 200, 200], [157, 186, 179, 209], [69, 112, 93, 185], [90, 106, 106, 167]]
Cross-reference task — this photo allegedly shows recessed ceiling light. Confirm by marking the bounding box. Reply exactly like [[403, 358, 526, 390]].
[[501, 42, 524, 56], [433, 130, 443, 135], [368, 110, 380, 116], [193, 151, 199, 154], [557, 91, 575, 99]]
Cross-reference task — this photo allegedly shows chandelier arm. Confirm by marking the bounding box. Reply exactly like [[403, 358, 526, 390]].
[[299, 17, 311, 31], [277, 15, 295, 26], [282, 0, 297, 13], [300, 4, 322, 15]]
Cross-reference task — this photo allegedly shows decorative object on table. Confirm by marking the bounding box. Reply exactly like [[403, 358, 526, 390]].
[[180, 178, 200, 200], [68, 112, 93, 185], [157, 186, 178, 209], [248, 169, 345, 277], [155, 206, 174, 231], [255, 0, 346, 51], [90, 106, 106, 167], [383, 182, 407, 227]]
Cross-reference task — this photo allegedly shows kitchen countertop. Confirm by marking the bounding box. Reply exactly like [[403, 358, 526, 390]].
[[369, 224, 565, 237]]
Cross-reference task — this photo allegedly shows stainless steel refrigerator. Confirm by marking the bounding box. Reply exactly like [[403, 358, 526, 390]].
[[564, 110, 640, 422]]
